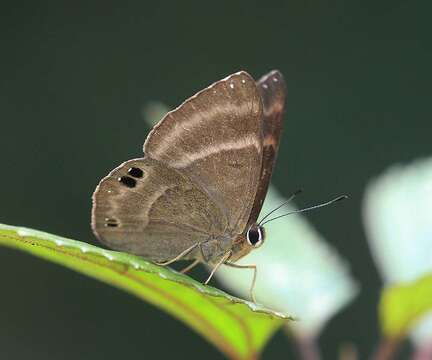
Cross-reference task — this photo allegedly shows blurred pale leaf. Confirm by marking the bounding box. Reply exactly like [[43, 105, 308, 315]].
[[363, 157, 432, 344], [216, 186, 358, 337], [380, 273, 432, 338], [141, 101, 170, 126], [0, 223, 291, 360]]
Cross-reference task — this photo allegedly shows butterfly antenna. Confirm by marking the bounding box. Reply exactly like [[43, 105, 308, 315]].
[[258, 189, 303, 226], [260, 195, 348, 226]]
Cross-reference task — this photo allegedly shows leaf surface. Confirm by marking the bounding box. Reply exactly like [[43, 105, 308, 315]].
[[0, 223, 291, 360]]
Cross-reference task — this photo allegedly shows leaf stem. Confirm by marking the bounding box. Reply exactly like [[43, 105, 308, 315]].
[[293, 335, 321, 360], [283, 325, 321, 360], [412, 339, 432, 360], [371, 337, 402, 360]]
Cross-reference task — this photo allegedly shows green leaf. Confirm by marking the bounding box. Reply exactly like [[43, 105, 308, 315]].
[[380, 273, 432, 338], [0, 223, 291, 360]]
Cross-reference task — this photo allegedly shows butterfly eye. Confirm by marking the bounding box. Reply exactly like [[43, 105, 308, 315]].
[[246, 226, 264, 248]]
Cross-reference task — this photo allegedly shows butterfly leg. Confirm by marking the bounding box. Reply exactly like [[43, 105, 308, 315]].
[[224, 262, 257, 303], [204, 251, 232, 285], [180, 259, 200, 274], [155, 242, 200, 266]]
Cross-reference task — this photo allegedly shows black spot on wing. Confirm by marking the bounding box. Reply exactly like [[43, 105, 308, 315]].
[[118, 176, 136, 188]]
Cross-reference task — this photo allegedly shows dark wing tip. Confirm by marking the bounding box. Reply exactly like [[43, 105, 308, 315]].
[[257, 70, 286, 90]]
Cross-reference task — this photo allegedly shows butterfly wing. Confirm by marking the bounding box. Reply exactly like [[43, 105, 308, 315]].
[[92, 158, 227, 261], [92, 71, 264, 261], [144, 71, 264, 235], [247, 70, 287, 224]]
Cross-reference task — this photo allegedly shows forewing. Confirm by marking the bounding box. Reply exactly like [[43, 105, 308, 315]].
[[91, 158, 227, 262], [144, 71, 264, 234], [248, 70, 287, 224]]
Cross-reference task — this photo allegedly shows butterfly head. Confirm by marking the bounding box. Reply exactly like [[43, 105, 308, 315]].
[[230, 223, 265, 262]]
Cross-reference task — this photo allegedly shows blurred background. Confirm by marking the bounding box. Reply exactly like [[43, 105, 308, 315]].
[[1, 1, 430, 359]]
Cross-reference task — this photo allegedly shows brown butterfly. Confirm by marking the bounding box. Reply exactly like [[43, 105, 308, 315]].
[[91, 70, 286, 302]]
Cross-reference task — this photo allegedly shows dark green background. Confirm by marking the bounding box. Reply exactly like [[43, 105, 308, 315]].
[[1, 1, 429, 359]]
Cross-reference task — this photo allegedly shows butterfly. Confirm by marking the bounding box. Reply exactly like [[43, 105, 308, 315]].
[[91, 70, 286, 302]]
